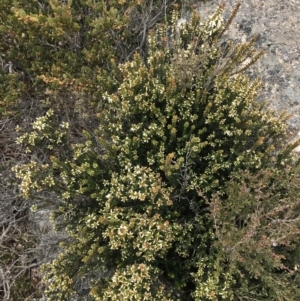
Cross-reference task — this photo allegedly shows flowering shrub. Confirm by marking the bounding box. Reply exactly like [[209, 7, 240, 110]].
[[1, 1, 176, 298], [13, 2, 300, 301]]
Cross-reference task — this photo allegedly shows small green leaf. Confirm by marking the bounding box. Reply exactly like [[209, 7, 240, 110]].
[[18, 9, 27, 17]]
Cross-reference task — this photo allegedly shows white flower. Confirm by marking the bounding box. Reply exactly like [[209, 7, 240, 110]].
[[118, 224, 128, 236]]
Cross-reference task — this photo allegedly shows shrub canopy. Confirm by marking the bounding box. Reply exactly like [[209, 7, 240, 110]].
[[9, 1, 300, 301]]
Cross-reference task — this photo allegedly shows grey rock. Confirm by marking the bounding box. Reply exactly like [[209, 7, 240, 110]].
[[198, 0, 300, 134]]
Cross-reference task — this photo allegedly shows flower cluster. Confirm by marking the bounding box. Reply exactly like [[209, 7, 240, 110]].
[[13, 3, 298, 301]]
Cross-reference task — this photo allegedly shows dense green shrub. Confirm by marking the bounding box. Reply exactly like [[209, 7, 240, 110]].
[[207, 166, 300, 300], [12, 2, 300, 301], [0, 1, 179, 299], [0, 0, 175, 115]]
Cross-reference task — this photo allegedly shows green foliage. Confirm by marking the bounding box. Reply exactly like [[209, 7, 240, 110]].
[[0, 0, 172, 115], [208, 166, 300, 300], [0, 1, 181, 299], [12, 2, 300, 301]]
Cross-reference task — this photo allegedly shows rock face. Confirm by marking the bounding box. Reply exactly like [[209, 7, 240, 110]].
[[198, 0, 300, 136]]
